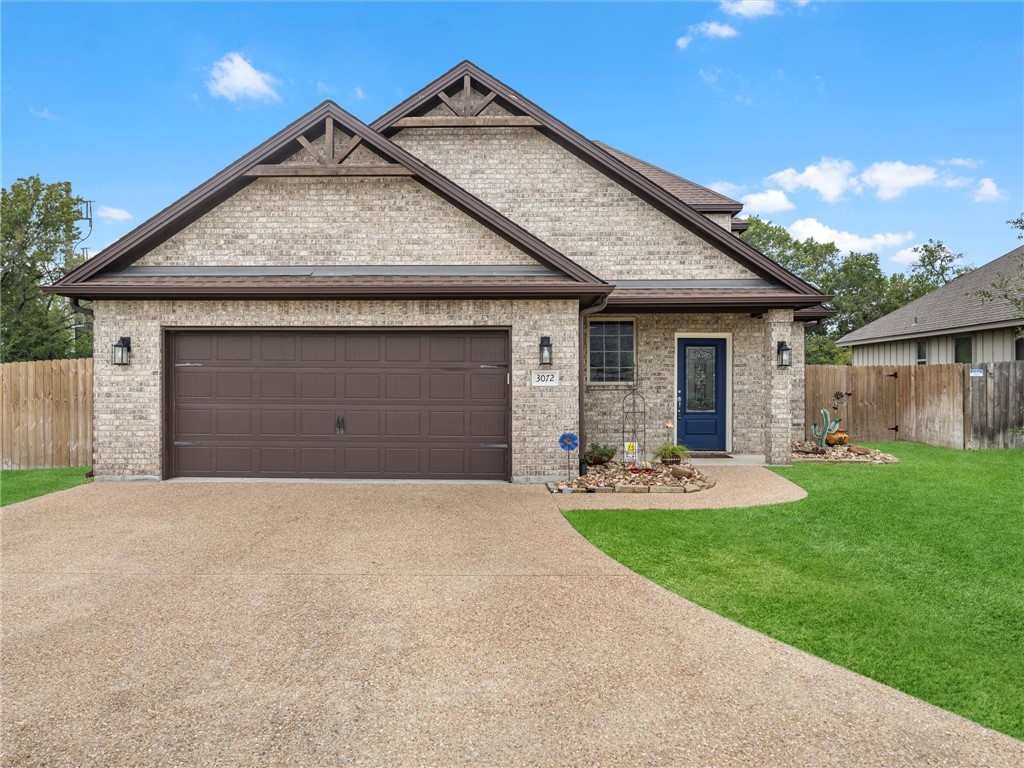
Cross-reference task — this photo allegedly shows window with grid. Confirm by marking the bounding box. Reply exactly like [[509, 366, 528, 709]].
[[588, 320, 635, 383]]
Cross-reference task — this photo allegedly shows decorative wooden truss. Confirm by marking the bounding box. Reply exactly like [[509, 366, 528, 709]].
[[391, 74, 541, 129], [243, 117, 414, 177]]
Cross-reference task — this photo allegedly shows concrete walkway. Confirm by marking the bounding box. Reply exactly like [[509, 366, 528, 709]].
[[2, 479, 1021, 766]]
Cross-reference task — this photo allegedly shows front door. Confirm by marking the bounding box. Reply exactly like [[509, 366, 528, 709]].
[[677, 338, 727, 451]]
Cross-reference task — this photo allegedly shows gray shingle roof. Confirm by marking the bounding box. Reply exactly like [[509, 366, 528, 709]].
[[838, 246, 1024, 345], [592, 142, 742, 211]]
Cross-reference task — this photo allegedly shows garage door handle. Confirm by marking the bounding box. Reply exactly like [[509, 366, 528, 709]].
[[336, 415, 345, 435], [481, 443, 508, 449]]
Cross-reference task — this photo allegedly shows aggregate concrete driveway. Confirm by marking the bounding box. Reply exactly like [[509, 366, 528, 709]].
[[2, 479, 1021, 767]]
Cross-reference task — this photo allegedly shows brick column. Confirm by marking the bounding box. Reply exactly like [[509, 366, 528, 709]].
[[763, 309, 794, 465]]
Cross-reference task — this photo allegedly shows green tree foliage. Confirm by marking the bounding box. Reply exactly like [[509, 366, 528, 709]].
[[1, 176, 92, 362], [741, 218, 973, 364]]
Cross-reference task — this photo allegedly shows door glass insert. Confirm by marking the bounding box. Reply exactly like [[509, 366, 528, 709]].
[[685, 346, 716, 412]]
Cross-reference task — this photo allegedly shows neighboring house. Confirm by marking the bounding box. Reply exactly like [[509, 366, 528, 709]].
[[47, 61, 828, 482], [838, 246, 1024, 366]]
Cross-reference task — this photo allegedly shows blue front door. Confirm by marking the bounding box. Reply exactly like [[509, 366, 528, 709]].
[[677, 338, 727, 451]]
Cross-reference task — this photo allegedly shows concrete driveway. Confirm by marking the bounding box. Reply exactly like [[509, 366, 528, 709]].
[[2, 479, 1021, 767]]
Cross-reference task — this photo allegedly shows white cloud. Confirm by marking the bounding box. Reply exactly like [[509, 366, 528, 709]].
[[788, 218, 913, 253], [892, 244, 923, 265], [207, 52, 281, 103], [973, 178, 1006, 202], [28, 106, 56, 120], [696, 21, 738, 38], [97, 206, 133, 222], [699, 68, 720, 85], [315, 80, 334, 95], [709, 181, 747, 197], [945, 157, 981, 168], [677, 21, 738, 49], [860, 161, 937, 200], [742, 189, 795, 214], [768, 157, 860, 203], [352, 86, 366, 100], [720, 1, 777, 18]]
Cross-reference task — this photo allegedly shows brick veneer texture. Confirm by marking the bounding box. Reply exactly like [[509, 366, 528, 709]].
[[391, 128, 759, 283], [136, 177, 540, 268], [92, 299, 579, 480]]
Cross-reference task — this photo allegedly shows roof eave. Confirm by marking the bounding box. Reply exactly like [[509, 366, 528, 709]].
[[837, 316, 1024, 346]]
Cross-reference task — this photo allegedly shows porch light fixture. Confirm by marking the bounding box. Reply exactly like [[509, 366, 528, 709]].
[[776, 340, 792, 368], [539, 336, 553, 366], [112, 336, 132, 366]]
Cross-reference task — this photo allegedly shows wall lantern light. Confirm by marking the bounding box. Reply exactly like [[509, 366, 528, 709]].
[[112, 336, 132, 366], [776, 340, 792, 368], [539, 336, 553, 366]]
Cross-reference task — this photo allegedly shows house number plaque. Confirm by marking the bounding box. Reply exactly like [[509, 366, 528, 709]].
[[531, 370, 560, 386]]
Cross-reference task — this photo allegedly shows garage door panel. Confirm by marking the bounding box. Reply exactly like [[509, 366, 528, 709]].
[[175, 370, 213, 398], [170, 330, 509, 480], [301, 373, 336, 399], [175, 408, 212, 436], [217, 372, 252, 398], [261, 373, 296, 398]]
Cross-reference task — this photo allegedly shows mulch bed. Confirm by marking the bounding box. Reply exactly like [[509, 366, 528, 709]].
[[792, 441, 899, 464], [551, 461, 715, 494]]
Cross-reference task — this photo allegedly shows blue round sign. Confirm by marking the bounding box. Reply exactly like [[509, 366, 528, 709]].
[[559, 432, 579, 452]]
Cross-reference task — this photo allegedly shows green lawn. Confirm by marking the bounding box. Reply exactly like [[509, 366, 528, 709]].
[[0, 466, 92, 507], [564, 443, 1024, 740]]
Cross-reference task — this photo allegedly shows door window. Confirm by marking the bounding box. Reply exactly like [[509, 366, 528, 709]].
[[685, 346, 717, 412]]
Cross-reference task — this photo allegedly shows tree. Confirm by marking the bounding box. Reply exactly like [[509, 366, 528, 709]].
[[1, 176, 91, 362], [905, 239, 972, 295], [974, 213, 1024, 330]]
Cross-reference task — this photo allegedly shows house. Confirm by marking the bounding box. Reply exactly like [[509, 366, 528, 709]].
[[838, 246, 1024, 365], [47, 61, 828, 482]]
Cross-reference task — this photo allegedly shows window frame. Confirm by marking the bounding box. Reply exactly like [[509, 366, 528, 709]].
[[954, 336, 973, 364], [1014, 332, 1024, 362], [587, 317, 637, 385], [916, 340, 928, 366]]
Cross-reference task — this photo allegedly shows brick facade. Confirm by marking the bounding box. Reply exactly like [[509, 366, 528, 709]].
[[137, 177, 539, 268], [392, 128, 758, 283], [93, 298, 579, 481]]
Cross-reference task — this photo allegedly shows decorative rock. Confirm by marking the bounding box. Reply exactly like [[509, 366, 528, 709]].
[[650, 486, 684, 493], [848, 445, 871, 456], [671, 466, 695, 479], [683, 483, 700, 493], [704, 475, 716, 489]]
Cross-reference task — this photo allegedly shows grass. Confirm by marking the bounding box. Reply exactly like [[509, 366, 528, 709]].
[[0, 466, 92, 507], [564, 442, 1024, 740]]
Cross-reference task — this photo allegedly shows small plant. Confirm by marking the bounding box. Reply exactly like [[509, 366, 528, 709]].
[[583, 442, 617, 465], [653, 443, 691, 463]]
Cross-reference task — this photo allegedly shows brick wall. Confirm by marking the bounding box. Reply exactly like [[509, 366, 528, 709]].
[[92, 298, 579, 481], [392, 128, 758, 283], [136, 177, 539, 268], [583, 311, 796, 461]]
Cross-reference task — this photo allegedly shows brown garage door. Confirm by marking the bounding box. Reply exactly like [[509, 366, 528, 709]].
[[167, 329, 510, 480]]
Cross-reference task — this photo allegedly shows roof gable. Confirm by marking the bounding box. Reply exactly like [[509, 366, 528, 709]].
[[372, 61, 823, 298], [52, 100, 605, 293], [838, 246, 1024, 345]]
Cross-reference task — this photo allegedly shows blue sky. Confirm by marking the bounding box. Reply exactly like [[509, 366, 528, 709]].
[[3, 1, 1021, 272]]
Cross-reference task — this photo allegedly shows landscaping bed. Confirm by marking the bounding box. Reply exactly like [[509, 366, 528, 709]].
[[551, 461, 715, 494], [792, 441, 899, 464]]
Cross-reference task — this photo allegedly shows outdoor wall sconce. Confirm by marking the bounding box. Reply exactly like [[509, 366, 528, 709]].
[[112, 336, 132, 366], [539, 336, 553, 366], [776, 340, 792, 367]]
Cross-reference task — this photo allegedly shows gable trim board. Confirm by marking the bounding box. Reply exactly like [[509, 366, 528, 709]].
[[371, 61, 822, 299], [48, 101, 608, 299]]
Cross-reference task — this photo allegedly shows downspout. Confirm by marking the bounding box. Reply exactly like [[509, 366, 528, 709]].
[[578, 293, 609, 476], [70, 297, 94, 318]]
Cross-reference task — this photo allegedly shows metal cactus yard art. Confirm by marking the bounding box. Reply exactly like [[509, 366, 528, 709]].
[[811, 408, 842, 447]]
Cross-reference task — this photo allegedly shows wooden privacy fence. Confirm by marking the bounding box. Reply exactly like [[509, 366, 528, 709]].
[[805, 362, 1024, 450], [1, 358, 93, 470]]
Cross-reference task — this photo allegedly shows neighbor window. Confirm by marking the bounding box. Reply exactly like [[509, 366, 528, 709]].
[[1015, 333, 1024, 361], [589, 320, 635, 383], [916, 340, 928, 365], [954, 336, 973, 364]]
